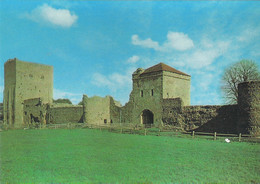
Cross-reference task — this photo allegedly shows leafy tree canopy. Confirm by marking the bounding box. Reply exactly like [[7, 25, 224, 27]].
[[53, 98, 72, 104]]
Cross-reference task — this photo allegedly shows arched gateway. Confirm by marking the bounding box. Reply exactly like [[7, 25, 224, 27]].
[[141, 109, 154, 125]]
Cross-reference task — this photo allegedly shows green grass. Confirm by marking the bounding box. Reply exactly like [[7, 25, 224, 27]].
[[0, 129, 259, 183]]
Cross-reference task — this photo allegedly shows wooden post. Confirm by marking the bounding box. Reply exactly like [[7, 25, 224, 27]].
[[239, 133, 242, 142], [158, 129, 161, 136], [214, 132, 217, 140], [192, 131, 195, 138], [144, 129, 147, 136]]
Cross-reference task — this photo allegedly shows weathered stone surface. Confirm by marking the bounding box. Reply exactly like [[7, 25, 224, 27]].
[[23, 98, 47, 125], [122, 63, 191, 126], [82, 95, 121, 125], [238, 81, 260, 135], [0, 103, 3, 124], [2, 59, 259, 134], [47, 104, 83, 124], [3, 58, 53, 127]]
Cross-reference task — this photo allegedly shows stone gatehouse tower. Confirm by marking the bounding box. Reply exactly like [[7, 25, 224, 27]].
[[3, 58, 53, 127], [121, 63, 191, 126]]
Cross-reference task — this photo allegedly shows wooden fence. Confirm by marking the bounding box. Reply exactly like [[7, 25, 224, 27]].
[[1, 122, 259, 143]]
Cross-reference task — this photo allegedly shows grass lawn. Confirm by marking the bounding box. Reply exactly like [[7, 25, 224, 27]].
[[0, 128, 259, 183]]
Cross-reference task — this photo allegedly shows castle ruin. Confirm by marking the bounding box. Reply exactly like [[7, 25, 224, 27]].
[[2, 58, 260, 135], [3, 58, 53, 127]]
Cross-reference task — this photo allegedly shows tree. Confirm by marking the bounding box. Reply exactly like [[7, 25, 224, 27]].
[[78, 100, 83, 105], [53, 98, 72, 104], [221, 59, 260, 104]]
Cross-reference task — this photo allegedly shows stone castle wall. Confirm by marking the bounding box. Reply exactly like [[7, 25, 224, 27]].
[[130, 71, 164, 125], [0, 103, 3, 123], [3, 58, 53, 127], [182, 105, 238, 133], [238, 81, 260, 135], [23, 98, 47, 125], [162, 98, 238, 133], [2, 59, 259, 135], [47, 104, 83, 124], [23, 99, 83, 125], [110, 97, 121, 124], [162, 71, 190, 106], [82, 95, 121, 125]]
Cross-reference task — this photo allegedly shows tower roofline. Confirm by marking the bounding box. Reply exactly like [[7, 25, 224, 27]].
[[140, 62, 190, 77]]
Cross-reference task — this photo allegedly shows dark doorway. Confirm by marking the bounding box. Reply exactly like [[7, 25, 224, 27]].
[[141, 109, 154, 125]]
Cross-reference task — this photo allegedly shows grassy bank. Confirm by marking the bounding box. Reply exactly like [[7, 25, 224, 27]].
[[0, 129, 259, 183]]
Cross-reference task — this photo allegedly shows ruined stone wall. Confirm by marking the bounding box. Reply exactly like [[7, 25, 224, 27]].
[[0, 103, 3, 124], [82, 95, 121, 125], [3, 58, 53, 127], [162, 98, 184, 128], [83, 95, 111, 125], [3, 60, 16, 126], [162, 71, 191, 106], [23, 98, 47, 125], [46, 104, 83, 124], [162, 102, 238, 133], [120, 101, 133, 124], [110, 97, 121, 124], [238, 81, 260, 135], [182, 105, 238, 133]]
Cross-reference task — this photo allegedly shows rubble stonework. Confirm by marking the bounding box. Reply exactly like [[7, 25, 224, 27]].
[[47, 104, 83, 124], [23, 98, 47, 125], [162, 102, 238, 133], [3, 58, 53, 127], [0, 103, 3, 124], [2, 58, 260, 135], [82, 95, 121, 125], [238, 81, 260, 135]]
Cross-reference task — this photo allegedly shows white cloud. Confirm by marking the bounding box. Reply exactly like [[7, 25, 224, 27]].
[[127, 55, 140, 63], [187, 40, 230, 69], [91, 68, 135, 105], [162, 32, 194, 51], [53, 89, 82, 104], [132, 35, 159, 50], [237, 27, 260, 43], [92, 73, 113, 87], [167, 39, 230, 69], [92, 71, 132, 91], [131, 31, 194, 52], [199, 74, 214, 90], [187, 49, 220, 69], [25, 4, 78, 28]]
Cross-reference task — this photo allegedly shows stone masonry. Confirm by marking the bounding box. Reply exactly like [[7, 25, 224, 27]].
[[120, 63, 191, 126], [3, 58, 53, 127], [2, 58, 260, 135]]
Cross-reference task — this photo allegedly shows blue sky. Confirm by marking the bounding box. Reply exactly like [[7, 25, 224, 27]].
[[0, 1, 259, 105]]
